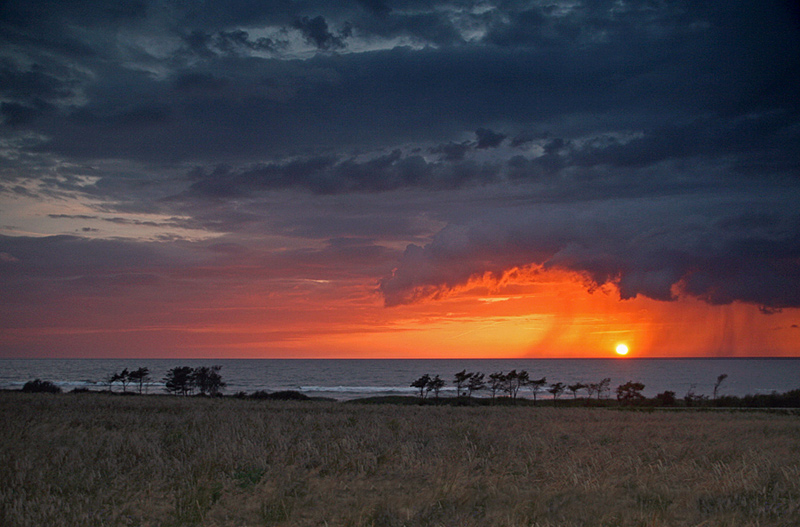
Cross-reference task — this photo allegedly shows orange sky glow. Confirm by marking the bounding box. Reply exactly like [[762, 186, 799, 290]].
[[4, 266, 797, 359], [2, 1, 799, 361]]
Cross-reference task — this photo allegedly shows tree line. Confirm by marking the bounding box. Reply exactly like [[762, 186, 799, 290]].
[[409, 369, 736, 407], [14, 367, 800, 409], [24, 365, 228, 396], [161, 365, 226, 396]]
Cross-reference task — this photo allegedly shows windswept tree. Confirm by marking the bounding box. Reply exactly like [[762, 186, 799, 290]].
[[426, 375, 445, 400], [103, 372, 116, 391], [615, 381, 645, 405], [164, 366, 195, 396], [488, 372, 505, 400], [504, 369, 529, 400], [193, 365, 226, 396], [108, 368, 131, 392], [585, 382, 598, 400], [466, 372, 485, 398], [567, 382, 585, 399], [453, 369, 470, 397], [411, 374, 431, 399], [528, 376, 548, 405], [128, 367, 150, 394], [713, 373, 728, 401], [502, 370, 516, 398], [684, 384, 707, 407], [597, 377, 611, 399], [548, 382, 565, 405]]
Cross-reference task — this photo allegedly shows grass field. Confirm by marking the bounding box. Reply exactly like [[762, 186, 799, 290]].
[[1, 393, 799, 526]]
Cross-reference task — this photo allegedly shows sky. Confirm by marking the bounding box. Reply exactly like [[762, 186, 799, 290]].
[[1, 0, 799, 359]]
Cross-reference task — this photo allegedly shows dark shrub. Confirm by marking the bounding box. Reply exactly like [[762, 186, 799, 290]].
[[22, 379, 62, 393], [655, 391, 676, 406], [267, 390, 310, 401]]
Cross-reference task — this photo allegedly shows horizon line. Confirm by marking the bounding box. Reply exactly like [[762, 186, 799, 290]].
[[2, 356, 798, 360]]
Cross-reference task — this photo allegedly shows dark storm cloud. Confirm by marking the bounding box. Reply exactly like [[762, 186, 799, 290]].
[[475, 128, 506, 149], [0, 102, 43, 127], [4, 1, 797, 166], [357, 10, 464, 45], [0, 59, 82, 106], [181, 29, 286, 58], [1, 0, 799, 313], [379, 188, 800, 309], [185, 151, 509, 195], [292, 16, 350, 50], [568, 114, 800, 173], [356, 0, 391, 17], [430, 142, 471, 162]]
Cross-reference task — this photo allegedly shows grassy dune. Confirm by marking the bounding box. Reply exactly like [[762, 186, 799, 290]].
[[1, 393, 799, 526]]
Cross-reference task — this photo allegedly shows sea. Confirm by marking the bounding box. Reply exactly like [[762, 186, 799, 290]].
[[1, 358, 798, 401]]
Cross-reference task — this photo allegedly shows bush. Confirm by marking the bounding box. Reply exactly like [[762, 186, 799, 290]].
[[654, 391, 677, 406], [22, 379, 62, 394], [241, 390, 311, 401], [265, 390, 310, 401]]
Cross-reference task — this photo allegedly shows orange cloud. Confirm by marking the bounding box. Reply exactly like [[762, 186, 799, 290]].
[[314, 267, 800, 358], [2, 262, 797, 359]]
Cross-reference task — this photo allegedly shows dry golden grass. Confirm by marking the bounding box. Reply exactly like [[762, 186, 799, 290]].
[[1, 393, 799, 527]]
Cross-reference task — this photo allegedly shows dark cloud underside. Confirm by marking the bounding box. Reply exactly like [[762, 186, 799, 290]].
[[0, 0, 798, 315]]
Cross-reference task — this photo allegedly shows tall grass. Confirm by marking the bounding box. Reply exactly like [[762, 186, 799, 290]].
[[1, 393, 798, 526]]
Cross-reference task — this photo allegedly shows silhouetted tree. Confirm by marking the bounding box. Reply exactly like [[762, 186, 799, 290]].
[[193, 365, 226, 396], [411, 374, 431, 399], [548, 382, 565, 405], [597, 377, 611, 399], [426, 375, 445, 400], [615, 381, 645, 405], [128, 367, 150, 394], [503, 369, 529, 400], [528, 376, 547, 405], [684, 384, 707, 407], [655, 390, 676, 406], [585, 382, 598, 400], [164, 366, 195, 396], [22, 379, 61, 393], [488, 372, 504, 400], [102, 373, 115, 391], [567, 382, 585, 399], [713, 373, 728, 401], [502, 370, 515, 398], [453, 369, 470, 397], [466, 372, 485, 398], [108, 369, 131, 392]]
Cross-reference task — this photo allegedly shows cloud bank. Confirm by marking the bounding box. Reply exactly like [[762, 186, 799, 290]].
[[379, 190, 800, 309]]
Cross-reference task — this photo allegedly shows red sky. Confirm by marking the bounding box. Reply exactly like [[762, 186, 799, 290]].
[[2, 263, 797, 358], [1, 2, 799, 359]]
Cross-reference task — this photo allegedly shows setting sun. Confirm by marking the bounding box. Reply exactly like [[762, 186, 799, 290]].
[[616, 344, 629, 356]]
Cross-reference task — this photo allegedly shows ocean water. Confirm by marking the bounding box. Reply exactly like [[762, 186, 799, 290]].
[[1, 358, 798, 400]]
